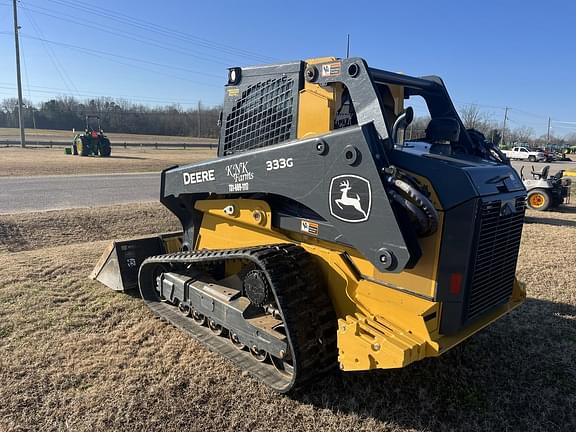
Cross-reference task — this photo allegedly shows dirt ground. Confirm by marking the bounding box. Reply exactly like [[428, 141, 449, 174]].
[[0, 147, 216, 177], [0, 204, 575, 431], [0, 127, 217, 145]]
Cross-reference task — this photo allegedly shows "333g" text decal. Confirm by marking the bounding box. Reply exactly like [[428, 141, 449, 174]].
[[265, 158, 294, 171]]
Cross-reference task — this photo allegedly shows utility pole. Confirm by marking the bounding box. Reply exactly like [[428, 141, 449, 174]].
[[12, 0, 26, 148], [197, 100, 201, 138], [546, 116, 551, 146], [501, 106, 508, 147]]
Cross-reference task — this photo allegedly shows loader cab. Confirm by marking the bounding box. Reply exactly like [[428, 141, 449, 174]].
[[371, 78, 475, 159], [217, 58, 505, 165]]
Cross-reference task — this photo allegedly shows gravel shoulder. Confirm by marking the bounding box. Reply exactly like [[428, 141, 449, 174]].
[[0, 203, 574, 431]]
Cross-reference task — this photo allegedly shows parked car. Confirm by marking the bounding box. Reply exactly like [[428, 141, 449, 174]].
[[533, 148, 554, 162], [502, 146, 546, 162]]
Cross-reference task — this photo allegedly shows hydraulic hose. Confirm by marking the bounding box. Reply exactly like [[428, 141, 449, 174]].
[[388, 176, 439, 237]]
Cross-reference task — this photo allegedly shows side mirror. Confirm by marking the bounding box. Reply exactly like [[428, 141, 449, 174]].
[[392, 107, 414, 147]]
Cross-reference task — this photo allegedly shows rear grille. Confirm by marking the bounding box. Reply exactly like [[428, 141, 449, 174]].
[[464, 197, 525, 322], [223, 76, 296, 155]]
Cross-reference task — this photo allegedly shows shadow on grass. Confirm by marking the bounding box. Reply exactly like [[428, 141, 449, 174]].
[[553, 205, 576, 214], [525, 215, 576, 228], [107, 155, 146, 161], [0, 221, 31, 252], [294, 298, 576, 431]]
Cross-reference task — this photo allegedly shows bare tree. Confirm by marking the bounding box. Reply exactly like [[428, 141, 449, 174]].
[[459, 104, 485, 130], [508, 126, 534, 145], [458, 104, 500, 140], [564, 132, 576, 147]]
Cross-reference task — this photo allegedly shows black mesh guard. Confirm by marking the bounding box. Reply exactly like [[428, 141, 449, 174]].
[[221, 69, 301, 155]]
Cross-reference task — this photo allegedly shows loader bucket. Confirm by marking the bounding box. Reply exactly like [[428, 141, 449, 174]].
[[90, 232, 182, 291]]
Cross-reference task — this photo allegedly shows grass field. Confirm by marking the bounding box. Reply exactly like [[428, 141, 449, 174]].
[[0, 147, 216, 176], [0, 127, 217, 145], [0, 202, 574, 431]]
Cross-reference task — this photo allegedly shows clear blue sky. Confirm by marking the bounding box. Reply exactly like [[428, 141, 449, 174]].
[[0, 0, 574, 137]]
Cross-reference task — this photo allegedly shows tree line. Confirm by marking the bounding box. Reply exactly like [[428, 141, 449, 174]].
[[409, 104, 576, 150], [0, 97, 221, 138], [2, 97, 576, 148]]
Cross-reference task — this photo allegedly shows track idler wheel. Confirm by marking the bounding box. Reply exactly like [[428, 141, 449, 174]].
[[208, 319, 225, 336], [229, 332, 246, 350], [192, 310, 206, 326], [250, 346, 268, 362], [178, 303, 191, 316]]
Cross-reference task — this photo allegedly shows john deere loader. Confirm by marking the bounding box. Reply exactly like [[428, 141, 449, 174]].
[[91, 57, 527, 393]]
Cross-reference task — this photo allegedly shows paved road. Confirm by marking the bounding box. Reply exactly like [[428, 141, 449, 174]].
[[1, 159, 575, 215], [0, 172, 159, 214]]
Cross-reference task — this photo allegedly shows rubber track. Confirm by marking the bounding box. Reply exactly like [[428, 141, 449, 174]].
[[138, 244, 337, 393]]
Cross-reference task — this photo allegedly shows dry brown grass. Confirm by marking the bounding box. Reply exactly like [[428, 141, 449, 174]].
[[0, 204, 575, 431], [0, 203, 180, 254], [0, 127, 217, 144], [0, 147, 216, 177]]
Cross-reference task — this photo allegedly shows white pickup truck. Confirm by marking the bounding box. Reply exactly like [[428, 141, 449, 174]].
[[502, 146, 546, 162]]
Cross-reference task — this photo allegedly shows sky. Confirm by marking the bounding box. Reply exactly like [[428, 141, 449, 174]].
[[0, 0, 575, 137]]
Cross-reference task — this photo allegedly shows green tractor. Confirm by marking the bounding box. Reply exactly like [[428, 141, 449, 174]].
[[72, 115, 111, 157]]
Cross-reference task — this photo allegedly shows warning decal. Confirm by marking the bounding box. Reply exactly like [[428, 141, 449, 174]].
[[300, 220, 319, 236], [227, 87, 240, 97], [321, 62, 342, 78]]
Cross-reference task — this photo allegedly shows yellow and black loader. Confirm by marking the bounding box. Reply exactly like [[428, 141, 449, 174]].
[[92, 57, 527, 393]]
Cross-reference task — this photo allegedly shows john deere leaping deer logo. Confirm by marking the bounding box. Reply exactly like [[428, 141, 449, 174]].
[[329, 175, 372, 223], [335, 180, 367, 217]]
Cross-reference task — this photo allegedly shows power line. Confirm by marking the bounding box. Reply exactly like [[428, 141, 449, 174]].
[[6, 0, 275, 67], [0, 2, 11, 27], [18, 32, 223, 81], [17, 17, 37, 128], [506, 115, 547, 128], [40, 0, 276, 63], [0, 84, 220, 106], [453, 100, 507, 110], [1, 32, 224, 89], [0, 82, 211, 104], [509, 107, 549, 120], [20, 4, 79, 96], [551, 124, 576, 130], [19, 2, 236, 67], [22, 3, 78, 94]]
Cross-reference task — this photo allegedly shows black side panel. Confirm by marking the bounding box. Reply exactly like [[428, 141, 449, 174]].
[[219, 62, 303, 156], [436, 199, 479, 333], [161, 123, 419, 273]]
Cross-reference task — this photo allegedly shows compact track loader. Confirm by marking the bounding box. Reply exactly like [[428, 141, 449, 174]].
[[92, 57, 527, 393]]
